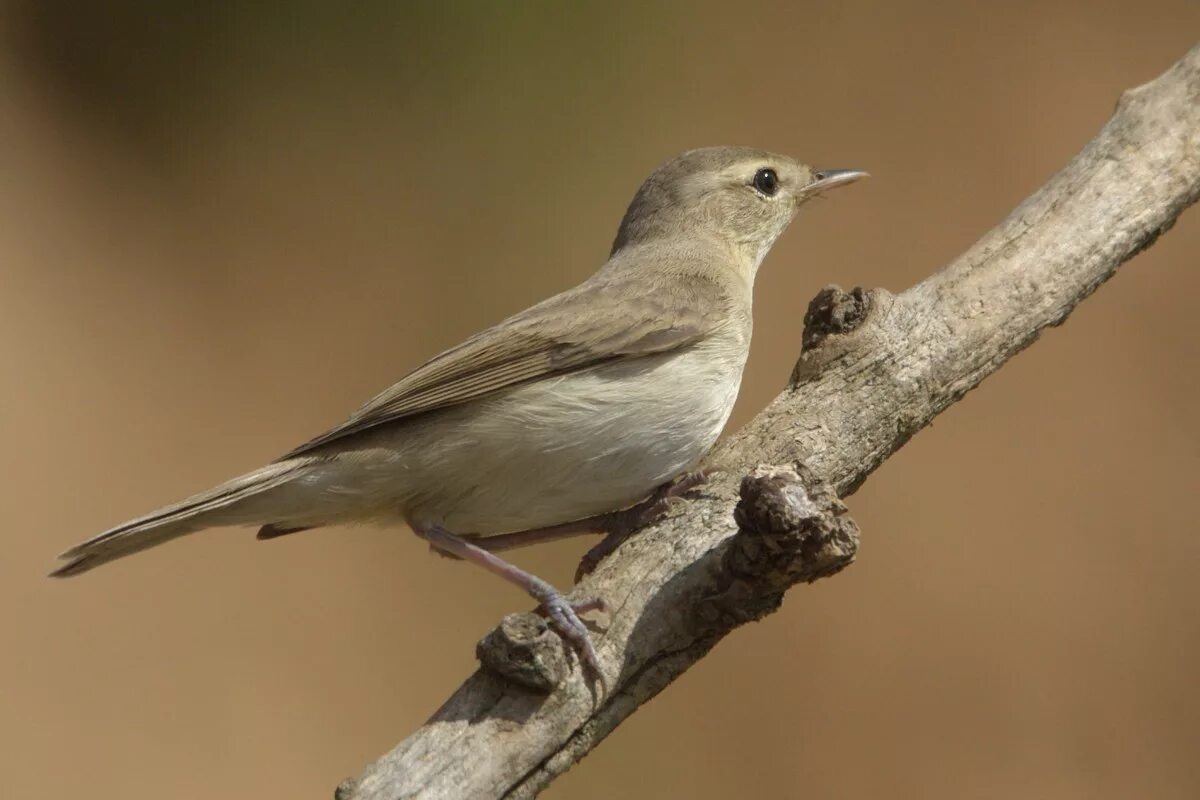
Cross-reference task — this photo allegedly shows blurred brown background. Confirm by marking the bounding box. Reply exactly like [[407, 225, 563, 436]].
[[2, 2, 1197, 798]]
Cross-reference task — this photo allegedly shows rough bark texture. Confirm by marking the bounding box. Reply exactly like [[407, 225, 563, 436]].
[[338, 44, 1200, 800]]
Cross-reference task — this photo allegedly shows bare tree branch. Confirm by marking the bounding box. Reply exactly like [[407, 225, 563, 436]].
[[338, 44, 1200, 800]]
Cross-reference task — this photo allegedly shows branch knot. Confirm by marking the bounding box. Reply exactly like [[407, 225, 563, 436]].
[[792, 286, 894, 386], [801, 285, 871, 351], [476, 612, 568, 692], [730, 463, 859, 585], [696, 464, 859, 628]]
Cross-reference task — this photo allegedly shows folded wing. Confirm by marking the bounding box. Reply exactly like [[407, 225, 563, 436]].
[[280, 268, 732, 458]]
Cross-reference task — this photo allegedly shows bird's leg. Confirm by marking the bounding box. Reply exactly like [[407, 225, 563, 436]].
[[460, 518, 604, 553], [435, 469, 710, 576], [426, 520, 599, 562], [575, 469, 710, 580], [413, 522, 607, 677]]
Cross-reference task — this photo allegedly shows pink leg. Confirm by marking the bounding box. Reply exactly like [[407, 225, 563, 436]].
[[465, 518, 603, 553], [414, 522, 607, 677], [471, 470, 712, 563]]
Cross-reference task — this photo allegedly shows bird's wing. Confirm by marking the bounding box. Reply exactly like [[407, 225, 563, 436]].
[[279, 269, 733, 458]]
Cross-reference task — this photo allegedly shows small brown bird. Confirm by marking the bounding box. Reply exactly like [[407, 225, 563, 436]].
[[53, 147, 866, 674]]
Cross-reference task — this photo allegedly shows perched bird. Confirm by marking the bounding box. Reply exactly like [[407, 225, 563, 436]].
[[52, 147, 866, 673]]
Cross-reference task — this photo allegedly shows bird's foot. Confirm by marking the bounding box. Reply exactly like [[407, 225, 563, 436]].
[[415, 522, 608, 685], [533, 589, 609, 678], [575, 469, 710, 580]]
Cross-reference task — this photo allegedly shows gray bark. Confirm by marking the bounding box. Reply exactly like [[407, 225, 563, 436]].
[[337, 43, 1200, 800]]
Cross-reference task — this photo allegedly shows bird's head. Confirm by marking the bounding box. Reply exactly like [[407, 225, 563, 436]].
[[612, 146, 866, 271]]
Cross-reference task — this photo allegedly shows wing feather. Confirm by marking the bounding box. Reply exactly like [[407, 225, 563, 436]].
[[280, 266, 732, 458]]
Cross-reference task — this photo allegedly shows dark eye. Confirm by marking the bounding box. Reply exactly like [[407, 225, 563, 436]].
[[752, 167, 779, 196]]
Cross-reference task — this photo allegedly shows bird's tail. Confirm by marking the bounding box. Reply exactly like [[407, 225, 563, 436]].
[[51, 459, 314, 578]]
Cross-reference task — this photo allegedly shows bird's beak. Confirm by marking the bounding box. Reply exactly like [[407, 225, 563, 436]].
[[805, 169, 869, 196]]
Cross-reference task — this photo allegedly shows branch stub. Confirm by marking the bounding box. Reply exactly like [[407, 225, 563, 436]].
[[476, 612, 569, 692]]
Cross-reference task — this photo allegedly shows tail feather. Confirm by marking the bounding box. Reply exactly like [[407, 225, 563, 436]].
[[51, 459, 313, 578]]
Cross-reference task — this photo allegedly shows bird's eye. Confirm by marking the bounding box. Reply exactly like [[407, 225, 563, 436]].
[[752, 167, 779, 197]]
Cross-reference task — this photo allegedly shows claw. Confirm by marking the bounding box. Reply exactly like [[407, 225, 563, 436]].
[[534, 589, 605, 679], [569, 596, 610, 615]]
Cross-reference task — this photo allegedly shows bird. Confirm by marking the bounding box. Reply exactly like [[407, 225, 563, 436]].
[[52, 147, 866, 675]]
